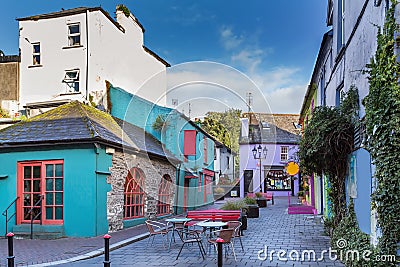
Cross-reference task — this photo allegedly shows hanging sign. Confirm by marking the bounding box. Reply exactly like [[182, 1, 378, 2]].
[[286, 161, 300, 176]]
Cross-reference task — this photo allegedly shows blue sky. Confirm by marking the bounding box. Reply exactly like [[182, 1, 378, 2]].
[[0, 0, 328, 114]]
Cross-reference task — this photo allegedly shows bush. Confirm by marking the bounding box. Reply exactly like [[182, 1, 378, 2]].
[[243, 197, 257, 205], [221, 200, 245, 210], [214, 187, 225, 194], [297, 191, 304, 197]]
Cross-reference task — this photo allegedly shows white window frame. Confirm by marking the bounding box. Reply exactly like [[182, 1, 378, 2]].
[[68, 23, 81, 46], [63, 69, 80, 93], [280, 146, 289, 162], [32, 42, 41, 65]]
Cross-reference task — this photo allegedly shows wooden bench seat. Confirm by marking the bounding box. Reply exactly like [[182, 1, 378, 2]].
[[186, 209, 241, 226]]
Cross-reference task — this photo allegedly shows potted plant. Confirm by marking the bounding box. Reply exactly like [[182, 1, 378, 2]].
[[213, 187, 225, 201], [243, 196, 259, 218], [255, 192, 267, 208], [221, 200, 248, 231], [297, 191, 304, 201]]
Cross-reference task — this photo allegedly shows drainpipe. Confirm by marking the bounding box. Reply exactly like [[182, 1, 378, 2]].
[[85, 10, 89, 101], [174, 164, 181, 214]]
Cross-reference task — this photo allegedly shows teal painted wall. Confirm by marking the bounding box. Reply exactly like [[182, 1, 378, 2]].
[[0, 145, 112, 237], [110, 86, 215, 214]]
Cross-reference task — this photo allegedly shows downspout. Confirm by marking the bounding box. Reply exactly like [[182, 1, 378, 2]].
[[85, 10, 89, 100], [174, 164, 181, 214]]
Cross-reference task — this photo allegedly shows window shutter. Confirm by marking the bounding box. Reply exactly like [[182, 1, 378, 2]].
[[184, 130, 196, 155]]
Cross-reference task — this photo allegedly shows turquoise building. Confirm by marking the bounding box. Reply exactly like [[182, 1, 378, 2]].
[[109, 85, 216, 214], [0, 102, 178, 237]]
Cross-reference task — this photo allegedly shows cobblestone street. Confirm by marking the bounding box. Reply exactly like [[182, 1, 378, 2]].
[[55, 197, 344, 267]]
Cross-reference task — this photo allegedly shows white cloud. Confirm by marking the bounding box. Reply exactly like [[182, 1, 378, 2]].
[[220, 26, 243, 50]]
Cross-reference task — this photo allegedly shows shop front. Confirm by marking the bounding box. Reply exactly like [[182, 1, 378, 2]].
[[264, 166, 299, 197]]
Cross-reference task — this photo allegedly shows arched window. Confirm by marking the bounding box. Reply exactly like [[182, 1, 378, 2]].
[[124, 168, 145, 219], [157, 175, 172, 216]]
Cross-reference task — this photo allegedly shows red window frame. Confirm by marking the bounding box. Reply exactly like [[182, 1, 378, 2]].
[[17, 160, 64, 225], [124, 168, 145, 219], [157, 175, 172, 216]]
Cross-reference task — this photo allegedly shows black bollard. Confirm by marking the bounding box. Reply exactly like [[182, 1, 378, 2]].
[[103, 234, 111, 267], [216, 237, 224, 267], [7, 232, 15, 267]]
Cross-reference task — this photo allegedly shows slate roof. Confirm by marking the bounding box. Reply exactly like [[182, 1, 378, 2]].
[[0, 101, 178, 162], [240, 113, 301, 144]]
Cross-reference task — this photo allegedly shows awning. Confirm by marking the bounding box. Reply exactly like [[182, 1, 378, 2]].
[[184, 170, 198, 179]]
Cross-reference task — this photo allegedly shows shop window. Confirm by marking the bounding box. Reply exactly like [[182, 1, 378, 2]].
[[124, 168, 145, 219], [157, 175, 172, 216], [68, 23, 81, 46], [17, 160, 64, 224], [266, 169, 291, 191]]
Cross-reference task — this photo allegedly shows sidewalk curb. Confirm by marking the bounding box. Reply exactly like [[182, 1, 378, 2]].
[[28, 232, 150, 266]]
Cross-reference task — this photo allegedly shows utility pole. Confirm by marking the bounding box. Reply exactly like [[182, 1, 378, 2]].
[[246, 92, 253, 112]]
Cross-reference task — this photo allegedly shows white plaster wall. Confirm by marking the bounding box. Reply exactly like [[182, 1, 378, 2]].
[[89, 10, 167, 107], [325, 0, 388, 113], [19, 8, 167, 109], [19, 13, 88, 106]]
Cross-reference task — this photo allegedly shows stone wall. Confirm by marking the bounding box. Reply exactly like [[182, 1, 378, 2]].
[[107, 150, 176, 232]]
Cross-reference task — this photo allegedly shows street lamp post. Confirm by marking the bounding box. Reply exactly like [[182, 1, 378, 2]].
[[252, 144, 268, 193]]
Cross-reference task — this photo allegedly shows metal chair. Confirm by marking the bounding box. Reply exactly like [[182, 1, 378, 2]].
[[145, 220, 169, 248], [227, 221, 244, 251], [208, 228, 237, 261], [176, 229, 206, 260]]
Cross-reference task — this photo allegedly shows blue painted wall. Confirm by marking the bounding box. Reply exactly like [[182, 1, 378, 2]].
[[0, 145, 112, 237], [346, 148, 372, 234], [110, 85, 215, 214]]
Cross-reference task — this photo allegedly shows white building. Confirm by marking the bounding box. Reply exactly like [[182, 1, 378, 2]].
[[214, 141, 235, 184], [17, 6, 169, 114]]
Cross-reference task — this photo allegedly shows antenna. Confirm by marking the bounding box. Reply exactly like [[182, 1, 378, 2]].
[[188, 102, 192, 119], [246, 92, 253, 112]]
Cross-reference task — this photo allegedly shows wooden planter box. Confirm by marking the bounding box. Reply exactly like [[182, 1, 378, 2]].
[[256, 198, 267, 208], [246, 204, 259, 218]]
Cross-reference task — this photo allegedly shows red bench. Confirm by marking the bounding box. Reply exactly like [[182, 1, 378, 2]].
[[186, 209, 241, 226]]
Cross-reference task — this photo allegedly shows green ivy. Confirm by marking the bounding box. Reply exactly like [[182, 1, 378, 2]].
[[363, 0, 400, 261], [299, 86, 358, 226], [331, 200, 382, 267], [117, 4, 130, 17], [152, 114, 168, 131]]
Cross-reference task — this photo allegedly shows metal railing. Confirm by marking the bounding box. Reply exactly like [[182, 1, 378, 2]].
[[25, 195, 44, 239], [2, 197, 19, 237]]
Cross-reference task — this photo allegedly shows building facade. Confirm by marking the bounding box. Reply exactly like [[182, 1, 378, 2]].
[[239, 113, 301, 198], [109, 85, 216, 214], [300, 0, 395, 242], [0, 102, 177, 237], [17, 6, 169, 114]]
